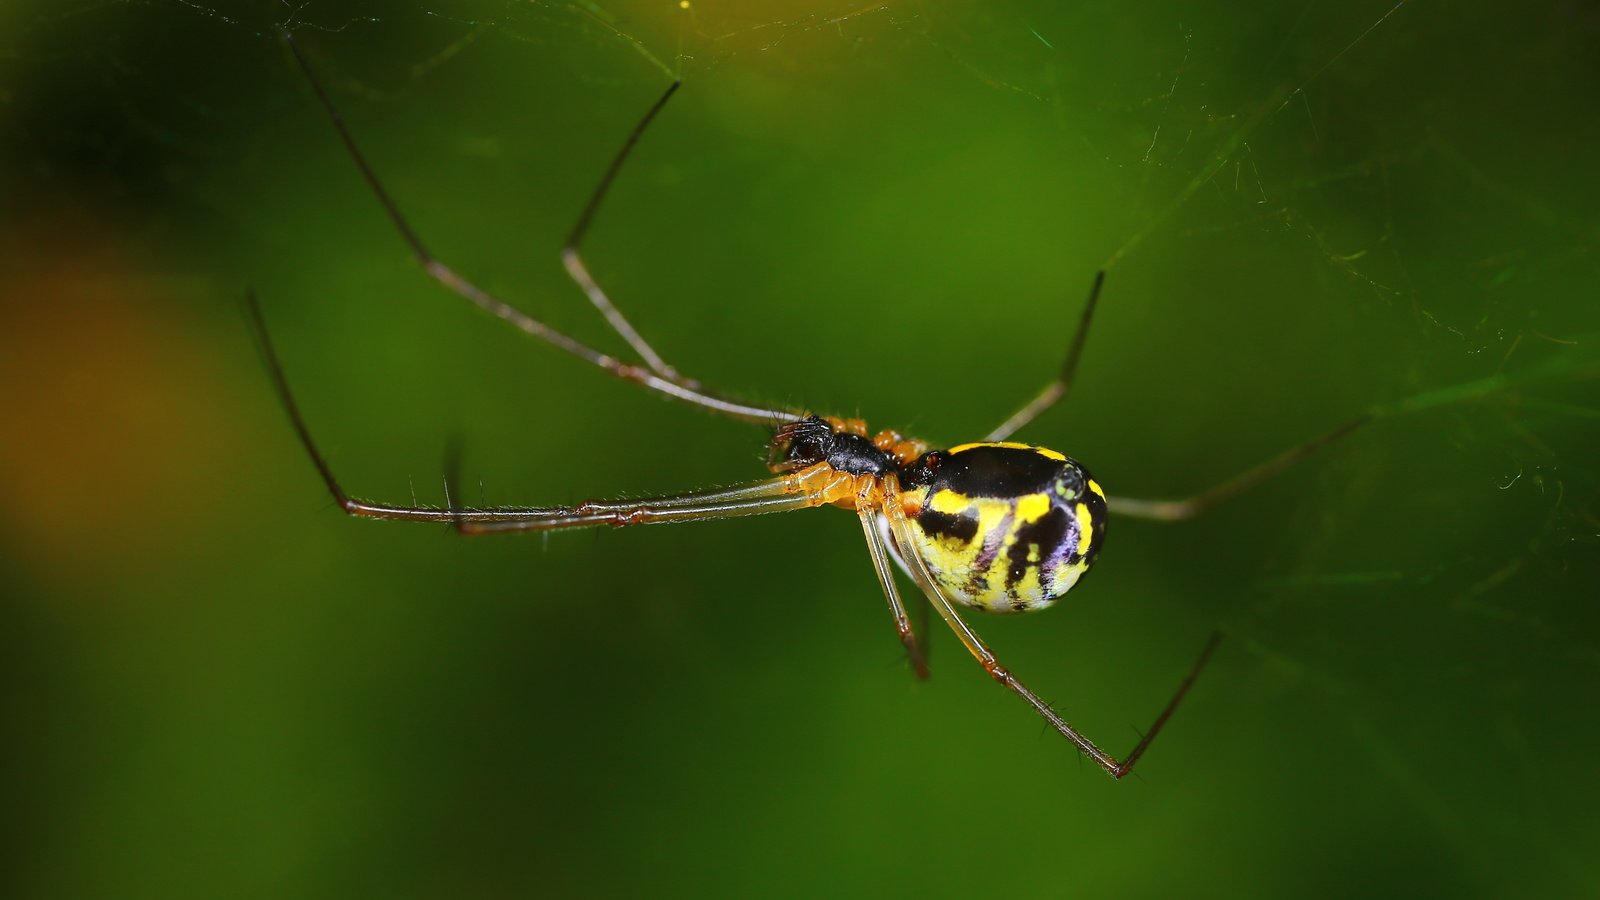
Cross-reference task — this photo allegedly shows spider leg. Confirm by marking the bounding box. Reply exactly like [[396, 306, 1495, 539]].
[[562, 81, 695, 386], [1107, 413, 1373, 521], [859, 507, 931, 680], [911, 569, 933, 673], [872, 513, 934, 674], [248, 290, 839, 531], [985, 268, 1374, 516], [449, 483, 831, 534], [984, 270, 1104, 442], [282, 32, 791, 426], [880, 480, 1217, 778]]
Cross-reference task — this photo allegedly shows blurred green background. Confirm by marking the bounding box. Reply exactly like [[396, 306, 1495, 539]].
[[3, 1, 1598, 897]]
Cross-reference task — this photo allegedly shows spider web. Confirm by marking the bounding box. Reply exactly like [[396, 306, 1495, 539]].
[[2, 1, 1597, 897]]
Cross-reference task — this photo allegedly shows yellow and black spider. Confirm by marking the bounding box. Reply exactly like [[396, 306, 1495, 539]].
[[251, 34, 1369, 779]]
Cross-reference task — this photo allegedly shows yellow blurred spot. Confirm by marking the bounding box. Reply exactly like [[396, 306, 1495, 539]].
[[0, 202, 260, 592]]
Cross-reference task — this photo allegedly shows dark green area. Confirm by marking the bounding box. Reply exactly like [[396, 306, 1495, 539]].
[[3, 1, 1597, 897]]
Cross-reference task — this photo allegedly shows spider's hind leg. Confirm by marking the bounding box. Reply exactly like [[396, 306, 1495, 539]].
[[1107, 413, 1374, 521]]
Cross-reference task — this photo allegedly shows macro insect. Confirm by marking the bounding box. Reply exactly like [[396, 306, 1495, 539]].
[[253, 33, 1370, 779]]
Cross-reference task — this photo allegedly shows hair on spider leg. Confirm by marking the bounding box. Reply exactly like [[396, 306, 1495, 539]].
[[441, 435, 467, 534]]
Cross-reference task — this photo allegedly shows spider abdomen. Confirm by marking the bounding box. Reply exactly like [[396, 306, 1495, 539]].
[[902, 443, 1106, 614]]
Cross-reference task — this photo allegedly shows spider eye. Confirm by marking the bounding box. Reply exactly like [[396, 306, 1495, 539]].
[[897, 450, 946, 488]]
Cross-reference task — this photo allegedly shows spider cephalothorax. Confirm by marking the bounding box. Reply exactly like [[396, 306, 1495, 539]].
[[769, 416, 890, 476], [768, 414, 933, 477]]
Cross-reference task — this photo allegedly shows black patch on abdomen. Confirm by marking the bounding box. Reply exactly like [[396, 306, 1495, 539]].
[[1004, 505, 1071, 588], [918, 507, 979, 544], [934, 446, 1065, 499]]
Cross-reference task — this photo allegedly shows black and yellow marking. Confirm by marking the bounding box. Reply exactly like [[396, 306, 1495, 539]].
[[903, 442, 1107, 614]]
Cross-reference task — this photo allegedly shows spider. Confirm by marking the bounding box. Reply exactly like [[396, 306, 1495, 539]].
[[251, 33, 1371, 779]]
